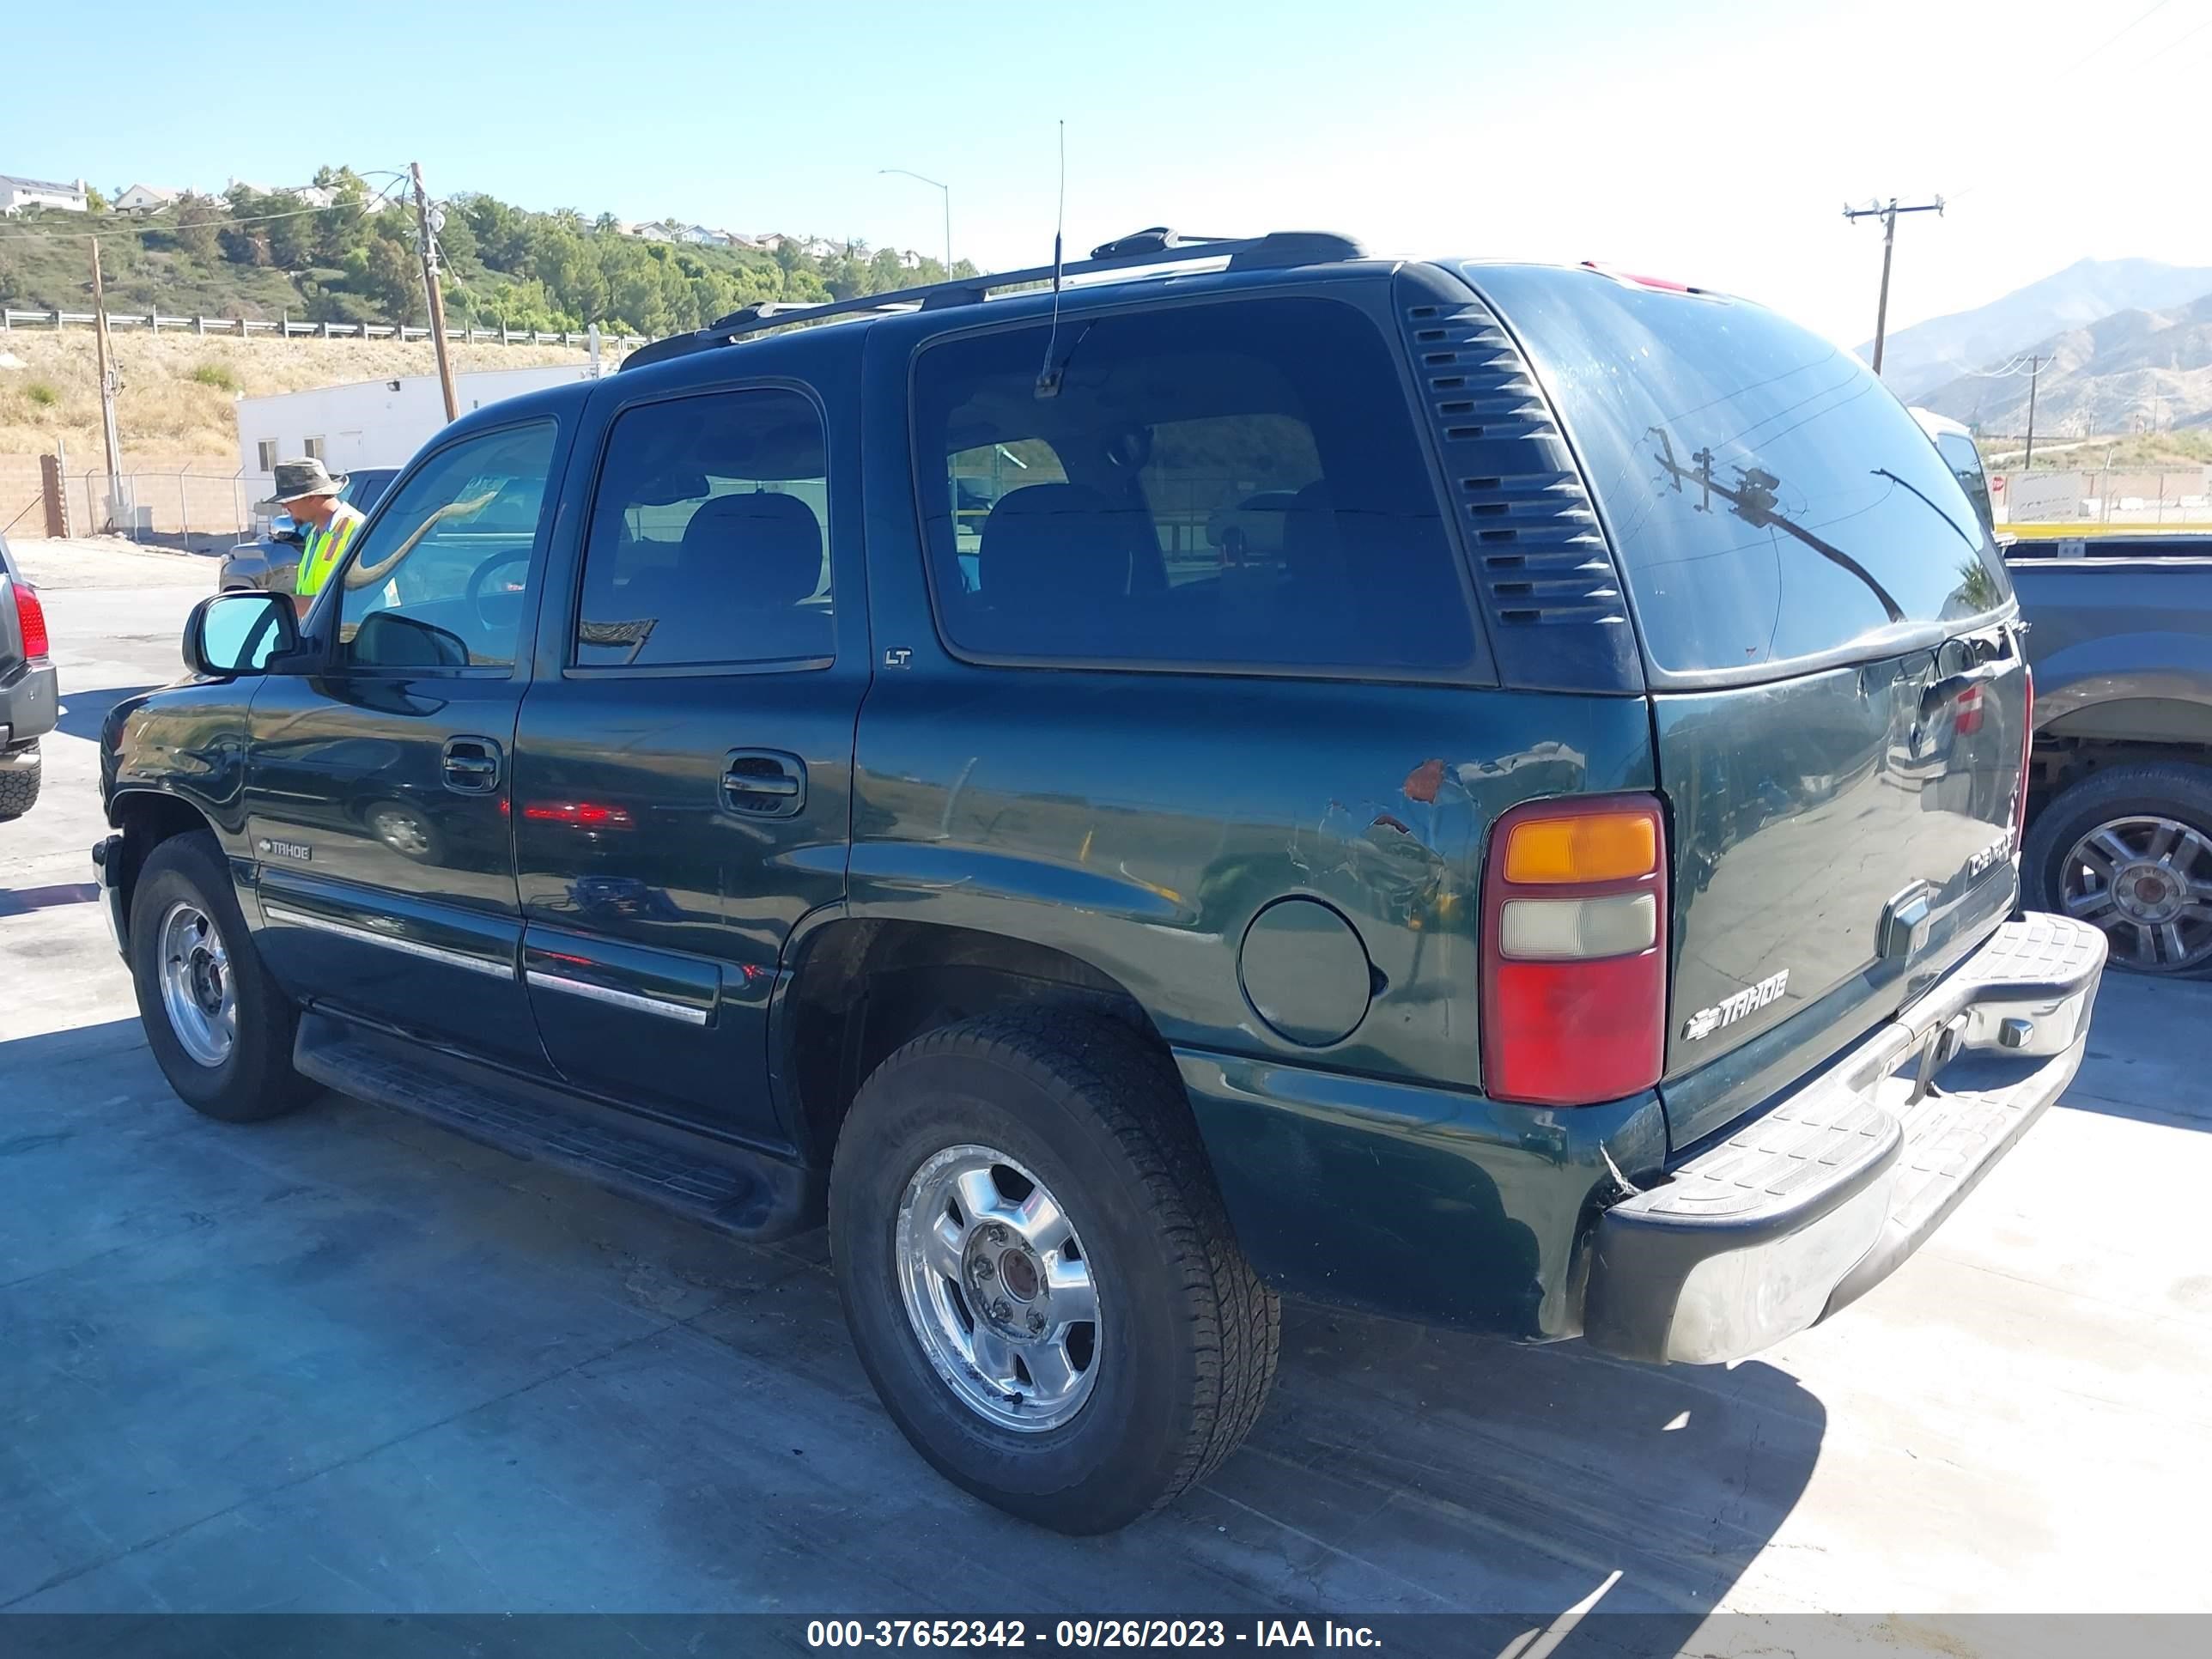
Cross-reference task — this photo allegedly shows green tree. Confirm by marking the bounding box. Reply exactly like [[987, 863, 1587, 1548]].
[[173, 193, 225, 262], [261, 191, 311, 268], [219, 185, 271, 264], [85, 185, 110, 212], [353, 232, 423, 324], [309, 165, 369, 266]]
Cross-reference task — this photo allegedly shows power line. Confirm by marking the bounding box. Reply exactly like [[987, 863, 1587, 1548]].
[[2077, 0, 2175, 68], [0, 175, 409, 242]]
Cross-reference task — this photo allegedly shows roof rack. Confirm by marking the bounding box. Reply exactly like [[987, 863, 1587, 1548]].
[[618, 228, 1366, 372]]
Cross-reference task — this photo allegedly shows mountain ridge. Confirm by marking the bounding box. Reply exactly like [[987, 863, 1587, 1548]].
[[1917, 288, 2212, 436], [1862, 257, 2212, 400]]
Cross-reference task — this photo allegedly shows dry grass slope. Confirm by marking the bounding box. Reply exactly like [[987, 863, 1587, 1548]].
[[0, 333, 592, 462]]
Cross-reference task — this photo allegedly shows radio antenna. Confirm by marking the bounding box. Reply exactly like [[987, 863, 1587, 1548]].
[[1036, 119, 1067, 397]]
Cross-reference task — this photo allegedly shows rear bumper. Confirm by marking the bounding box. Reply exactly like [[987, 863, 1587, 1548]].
[[2, 658, 59, 747], [1583, 914, 2107, 1364]]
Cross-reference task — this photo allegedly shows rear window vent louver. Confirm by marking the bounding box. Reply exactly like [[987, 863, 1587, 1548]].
[[1395, 271, 1643, 691]]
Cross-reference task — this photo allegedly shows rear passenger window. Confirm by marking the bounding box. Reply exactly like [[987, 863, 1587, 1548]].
[[575, 389, 832, 668], [912, 298, 1477, 674]]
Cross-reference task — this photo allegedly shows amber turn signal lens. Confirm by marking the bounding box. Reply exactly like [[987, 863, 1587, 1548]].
[[1503, 811, 1657, 884]]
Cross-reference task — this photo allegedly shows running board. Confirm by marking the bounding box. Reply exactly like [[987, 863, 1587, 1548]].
[[293, 1012, 820, 1240]]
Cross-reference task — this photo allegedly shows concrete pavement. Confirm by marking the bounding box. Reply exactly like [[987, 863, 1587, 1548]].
[[3, 538, 2209, 1644]]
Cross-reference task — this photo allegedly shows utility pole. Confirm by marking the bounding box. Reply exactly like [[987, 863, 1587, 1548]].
[[1843, 196, 1945, 377], [2022, 356, 2044, 470], [410, 162, 460, 424], [88, 239, 125, 532]]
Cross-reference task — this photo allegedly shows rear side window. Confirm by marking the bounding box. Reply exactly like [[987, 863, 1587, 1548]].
[[575, 389, 832, 668], [911, 297, 1477, 674], [1936, 432, 1995, 534], [1475, 267, 2012, 678]]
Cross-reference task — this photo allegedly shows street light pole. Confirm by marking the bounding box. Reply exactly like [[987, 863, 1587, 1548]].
[[881, 167, 952, 272]]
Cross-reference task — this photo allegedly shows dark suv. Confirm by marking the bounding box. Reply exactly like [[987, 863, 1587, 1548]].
[[94, 233, 2107, 1534]]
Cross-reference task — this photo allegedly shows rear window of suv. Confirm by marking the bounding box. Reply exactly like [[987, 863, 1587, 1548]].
[[1472, 266, 2012, 678], [909, 296, 1480, 677]]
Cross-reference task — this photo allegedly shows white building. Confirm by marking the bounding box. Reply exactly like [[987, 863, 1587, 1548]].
[[627, 219, 727, 246], [234, 362, 606, 502], [115, 184, 179, 214], [0, 173, 88, 215], [225, 179, 335, 208]]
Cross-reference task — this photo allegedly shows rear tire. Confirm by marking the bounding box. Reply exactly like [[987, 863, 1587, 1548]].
[[0, 750, 39, 820], [130, 831, 314, 1121], [830, 1010, 1279, 1534], [2023, 761, 2212, 978]]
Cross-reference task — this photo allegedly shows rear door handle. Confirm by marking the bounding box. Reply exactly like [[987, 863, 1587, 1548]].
[[722, 750, 805, 817], [442, 735, 504, 794]]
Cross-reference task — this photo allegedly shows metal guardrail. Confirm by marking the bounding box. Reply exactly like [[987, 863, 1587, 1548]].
[[0, 309, 643, 348]]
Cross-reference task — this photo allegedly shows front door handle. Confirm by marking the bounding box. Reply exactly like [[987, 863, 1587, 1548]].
[[723, 749, 805, 818], [442, 735, 504, 794]]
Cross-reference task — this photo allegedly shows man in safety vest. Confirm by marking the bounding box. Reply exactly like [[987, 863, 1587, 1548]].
[[277, 459, 366, 618]]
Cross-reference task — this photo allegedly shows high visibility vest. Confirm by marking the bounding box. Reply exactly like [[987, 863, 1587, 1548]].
[[294, 507, 363, 599]]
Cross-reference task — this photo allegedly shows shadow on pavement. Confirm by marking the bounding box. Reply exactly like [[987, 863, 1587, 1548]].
[[52, 686, 159, 744], [2063, 970, 2212, 1130], [0, 882, 98, 915], [0, 1016, 1824, 1634]]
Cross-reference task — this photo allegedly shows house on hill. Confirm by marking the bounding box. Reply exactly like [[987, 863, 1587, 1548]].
[[628, 220, 729, 246], [224, 179, 337, 209], [0, 173, 88, 215], [116, 184, 180, 214]]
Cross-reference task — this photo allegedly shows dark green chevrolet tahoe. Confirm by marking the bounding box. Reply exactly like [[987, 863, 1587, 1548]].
[[94, 233, 2108, 1533]]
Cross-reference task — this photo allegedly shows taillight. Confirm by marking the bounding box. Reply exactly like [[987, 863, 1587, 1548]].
[[2012, 665, 2035, 854], [1480, 794, 1668, 1107], [7, 580, 48, 659], [1954, 684, 1984, 736]]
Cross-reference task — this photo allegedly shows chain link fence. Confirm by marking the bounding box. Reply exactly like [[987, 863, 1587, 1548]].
[[62, 467, 254, 553]]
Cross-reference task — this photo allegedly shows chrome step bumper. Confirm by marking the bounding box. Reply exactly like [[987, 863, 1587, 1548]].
[[1583, 914, 2108, 1364]]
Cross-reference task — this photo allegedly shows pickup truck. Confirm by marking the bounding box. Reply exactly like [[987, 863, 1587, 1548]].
[[2009, 537, 2212, 976], [1, 532, 58, 819], [94, 234, 2108, 1533]]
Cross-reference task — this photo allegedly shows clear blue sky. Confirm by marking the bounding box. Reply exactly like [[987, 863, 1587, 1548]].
[[7, 0, 2210, 344]]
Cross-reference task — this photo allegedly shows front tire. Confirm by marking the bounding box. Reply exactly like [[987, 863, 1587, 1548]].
[[130, 832, 313, 1121], [830, 1011, 1279, 1534]]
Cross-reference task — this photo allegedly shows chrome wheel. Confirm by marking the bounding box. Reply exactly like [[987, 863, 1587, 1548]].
[[157, 900, 235, 1067], [895, 1145, 1101, 1432], [2061, 813, 2212, 974], [368, 804, 434, 860]]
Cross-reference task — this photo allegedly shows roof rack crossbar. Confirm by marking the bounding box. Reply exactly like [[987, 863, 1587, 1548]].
[[620, 229, 1364, 371]]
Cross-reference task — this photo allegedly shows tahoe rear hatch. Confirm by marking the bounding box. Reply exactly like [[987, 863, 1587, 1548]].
[[1476, 267, 2029, 1149]]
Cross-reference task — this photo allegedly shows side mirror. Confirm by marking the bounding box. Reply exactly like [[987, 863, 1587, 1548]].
[[185, 591, 299, 678], [271, 526, 305, 548]]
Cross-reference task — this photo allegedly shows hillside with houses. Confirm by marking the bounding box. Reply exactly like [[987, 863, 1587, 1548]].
[[0, 163, 972, 341]]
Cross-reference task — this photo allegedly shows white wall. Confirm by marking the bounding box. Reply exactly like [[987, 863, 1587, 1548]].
[[0, 181, 88, 214], [235, 364, 598, 498]]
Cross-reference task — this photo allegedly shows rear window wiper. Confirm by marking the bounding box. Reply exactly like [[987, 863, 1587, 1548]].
[[1870, 466, 1978, 553]]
